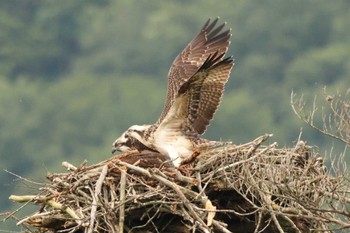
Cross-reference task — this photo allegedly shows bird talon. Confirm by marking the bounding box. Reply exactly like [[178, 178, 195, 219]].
[[178, 163, 192, 176]]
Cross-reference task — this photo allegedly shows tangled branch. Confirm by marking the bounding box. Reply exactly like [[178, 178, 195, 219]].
[[4, 133, 350, 232], [291, 88, 350, 145]]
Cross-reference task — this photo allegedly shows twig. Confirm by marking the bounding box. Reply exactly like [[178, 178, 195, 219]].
[[9, 195, 47, 203], [117, 161, 151, 177], [216, 141, 276, 172], [9, 195, 81, 222], [87, 165, 108, 233], [149, 169, 210, 231], [119, 166, 127, 233], [62, 161, 78, 171], [212, 220, 232, 233], [4, 169, 45, 185]]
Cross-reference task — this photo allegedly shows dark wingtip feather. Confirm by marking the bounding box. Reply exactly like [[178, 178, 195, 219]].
[[222, 56, 234, 64], [198, 52, 226, 71], [201, 18, 211, 31], [204, 17, 219, 33], [207, 22, 226, 39]]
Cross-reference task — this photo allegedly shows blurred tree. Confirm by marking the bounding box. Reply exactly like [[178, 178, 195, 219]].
[[285, 43, 350, 89], [1, 1, 350, 231], [0, 0, 108, 80]]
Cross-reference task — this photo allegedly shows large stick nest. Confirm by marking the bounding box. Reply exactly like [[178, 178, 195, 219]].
[[7, 134, 350, 232]]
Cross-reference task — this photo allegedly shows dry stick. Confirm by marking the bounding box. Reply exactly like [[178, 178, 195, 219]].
[[118, 160, 198, 185], [118, 161, 152, 176], [119, 166, 127, 233], [16, 211, 51, 226], [62, 161, 78, 171], [148, 170, 208, 227], [194, 206, 255, 217], [258, 217, 273, 233], [216, 142, 277, 173], [196, 223, 210, 233], [117, 162, 201, 200], [262, 192, 285, 233], [291, 93, 349, 145], [196, 134, 271, 170], [323, 191, 350, 204], [212, 220, 233, 233], [151, 169, 210, 206], [130, 207, 162, 232], [253, 211, 263, 233], [9, 195, 47, 203], [9, 195, 82, 224], [194, 171, 216, 227], [5, 198, 33, 223], [280, 215, 302, 233], [4, 169, 45, 185], [252, 161, 293, 233], [174, 170, 198, 185], [87, 165, 108, 233], [117, 161, 211, 228]]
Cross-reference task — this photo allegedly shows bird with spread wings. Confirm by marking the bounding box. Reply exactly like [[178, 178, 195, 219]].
[[112, 18, 234, 167]]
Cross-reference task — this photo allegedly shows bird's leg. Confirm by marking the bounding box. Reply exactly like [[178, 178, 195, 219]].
[[178, 151, 201, 176], [181, 150, 201, 165], [178, 163, 192, 176]]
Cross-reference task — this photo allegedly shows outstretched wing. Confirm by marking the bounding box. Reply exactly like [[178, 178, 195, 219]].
[[156, 18, 232, 125], [158, 53, 234, 136]]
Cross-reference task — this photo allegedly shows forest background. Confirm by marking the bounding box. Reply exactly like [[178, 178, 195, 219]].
[[1, 0, 350, 231]]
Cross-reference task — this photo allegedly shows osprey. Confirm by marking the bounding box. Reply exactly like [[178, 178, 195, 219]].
[[112, 18, 234, 167]]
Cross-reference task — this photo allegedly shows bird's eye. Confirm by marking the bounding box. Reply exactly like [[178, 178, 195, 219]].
[[125, 134, 129, 139]]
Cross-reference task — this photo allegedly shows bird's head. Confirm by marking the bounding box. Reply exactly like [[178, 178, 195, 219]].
[[112, 124, 152, 154]]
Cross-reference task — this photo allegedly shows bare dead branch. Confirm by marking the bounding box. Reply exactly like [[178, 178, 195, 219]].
[[291, 89, 350, 145]]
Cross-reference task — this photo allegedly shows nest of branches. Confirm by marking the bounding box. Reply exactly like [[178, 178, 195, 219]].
[[7, 134, 350, 233]]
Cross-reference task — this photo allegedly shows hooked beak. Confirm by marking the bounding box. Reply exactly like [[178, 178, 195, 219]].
[[112, 138, 131, 154], [111, 146, 118, 154], [111, 139, 122, 154]]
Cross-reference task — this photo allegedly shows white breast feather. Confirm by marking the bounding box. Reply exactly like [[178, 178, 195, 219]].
[[154, 129, 193, 167], [154, 97, 193, 166]]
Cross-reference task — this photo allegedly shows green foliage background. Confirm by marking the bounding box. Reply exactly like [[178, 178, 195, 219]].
[[1, 0, 350, 230]]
